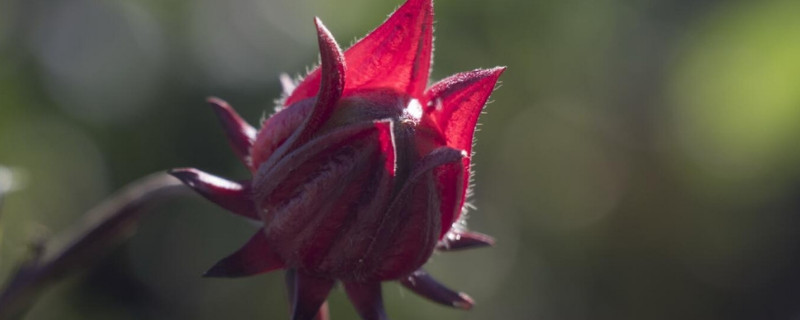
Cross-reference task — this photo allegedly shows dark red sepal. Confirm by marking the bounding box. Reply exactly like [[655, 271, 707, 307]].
[[168, 168, 259, 221], [282, 17, 346, 156], [400, 269, 473, 310], [288, 270, 335, 320], [343, 281, 388, 320], [286, 269, 330, 320], [203, 230, 284, 278], [207, 97, 256, 167], [436, 230, 495, 251]]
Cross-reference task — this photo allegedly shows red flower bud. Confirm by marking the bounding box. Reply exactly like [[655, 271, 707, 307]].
[[170, 0, 504, 319]]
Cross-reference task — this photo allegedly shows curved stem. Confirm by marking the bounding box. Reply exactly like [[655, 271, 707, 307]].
[[0, 172, 188, 320]]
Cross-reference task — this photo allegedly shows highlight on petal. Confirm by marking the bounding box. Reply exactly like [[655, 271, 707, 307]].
[[203, 230, 284, 278], [168, 168, 259, 220], [436, 230, 495, 251], [207, 97, 256, 167], [343, 282, 388, 320], [280, 73, 297, 96], [289, 270, 336, 320], [400, 269, 474, 310], [285, 0, 434, 106], [374, 120, 396, 174]]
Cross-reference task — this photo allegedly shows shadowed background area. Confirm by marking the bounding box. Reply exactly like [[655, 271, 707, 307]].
[[2, 0, 800, 319]]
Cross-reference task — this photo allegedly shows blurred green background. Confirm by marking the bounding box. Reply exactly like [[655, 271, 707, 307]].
[[2, 0, 800, 319]]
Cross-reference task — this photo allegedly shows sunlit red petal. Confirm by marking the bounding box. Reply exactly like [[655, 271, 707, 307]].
[[436, 230, 495, 251], [400, 269, 474, 310], [203, 230, 284, 278], [423, 67, 505, 153], [285, 0, 433, 106], [207, 97, 256, 167], [168, 168, 259, 221], [343, 282, 388, 320], [423, 67, 505, 226]]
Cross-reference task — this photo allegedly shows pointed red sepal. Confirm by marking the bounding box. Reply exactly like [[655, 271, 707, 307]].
[[423, 67, 506, 153], [400, 269, 474, 310], [285, 0, 434, 106], [298, 17, 346, 144], [269, 17, 346, 164], [423, 67, 505, 225], [203, 230, 284, 278], [207, 97, 256, 167], [436, 230, 495, 251], [288, 270, 335, 320], [343, 282, 388, 320], [168, 168, 259, 221]]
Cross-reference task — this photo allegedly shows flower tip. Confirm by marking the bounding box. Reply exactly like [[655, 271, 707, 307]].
[[279, 14, 345, 151], [204, 96, 256, 167], [167, 168, 260, 220], [490, 66, 507, 77], [492, 66, 508, 72], [477, 66, 507, 81], [401, 0, 433, 13], [167, 168, 199, 185], [202, 265, 229, 278], [206, 96, 228, 108], [462, 231, 496, 247], [313, 17, 344, 67], [313, 17, 340, 55], [454, 292, 474, 310], [436, 230, 495, 251]]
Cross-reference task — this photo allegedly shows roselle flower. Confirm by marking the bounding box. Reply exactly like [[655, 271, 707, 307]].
[[169, 0, 504, 319]]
